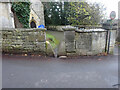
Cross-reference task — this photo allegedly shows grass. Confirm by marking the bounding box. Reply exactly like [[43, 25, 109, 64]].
[[46, 33, 59, 49]]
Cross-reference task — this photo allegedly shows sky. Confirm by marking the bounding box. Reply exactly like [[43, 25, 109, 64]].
[[87, 0, 119, 19]]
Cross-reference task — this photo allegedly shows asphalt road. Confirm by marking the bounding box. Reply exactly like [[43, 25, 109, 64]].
[[2, 46, 119, 88]]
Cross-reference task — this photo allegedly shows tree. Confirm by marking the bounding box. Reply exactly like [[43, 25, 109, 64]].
[[43, 1, 106, 26], [43, 2, 70, 25], [43, 2, 63, 25], [67, 1, 106, 25]]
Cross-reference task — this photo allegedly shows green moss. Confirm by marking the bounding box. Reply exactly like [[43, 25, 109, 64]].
[[46, 33, 59, 49]]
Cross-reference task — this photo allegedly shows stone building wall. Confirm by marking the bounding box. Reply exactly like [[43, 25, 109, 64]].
[[29, 0, 45, 28], [0, 0, 45, 29], [0, 2, 15, 28]]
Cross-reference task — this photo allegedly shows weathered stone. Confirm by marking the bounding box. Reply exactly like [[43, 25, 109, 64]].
[[58, 41, 66, 56], [27, 35, 36, 42], [62, 26, 76, 31], [46, 43, 54, 56], [29, 0, 45, 27], [2, 28, 47, 54], [92, 32, 106, 54], [75, 33, 92, 51], [64, 31, 75, 42], [67, 53, 77, 56], [6, 34, 13, 39], [86, 52, 93, 55], [37, 35, 45, 42], [109, 30, 117, 52], [0, 2, 15, 28], [13, 40, 23, 45], [76, 49, 87, 55], [1, 28, 116, 56], [36, 31, 46, 42], [59, 56, 67, 59], [65, 42, 76, 52], [36, 42, 46, 52]]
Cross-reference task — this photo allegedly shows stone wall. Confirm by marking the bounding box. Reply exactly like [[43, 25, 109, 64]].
[[47, 26, 65, 31], [1, 28, 117, 56], [2, 28, 46, 54], [63, 28, 117, 56], [108, 30, 117, 53], [75, 30, 107, 55], [46, 31, 66, 56]]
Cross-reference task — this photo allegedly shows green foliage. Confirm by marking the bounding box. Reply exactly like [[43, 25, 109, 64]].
[[46, 33, 59, 49], [43, 2, 69, 26], [67, 2, 106, 25], [12, 2, 31, 28], [44, 2, 61, 25], [43, 1, 106, 26]]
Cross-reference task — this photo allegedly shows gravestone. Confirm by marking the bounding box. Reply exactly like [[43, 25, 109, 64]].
[[63, 27, 76, 53]]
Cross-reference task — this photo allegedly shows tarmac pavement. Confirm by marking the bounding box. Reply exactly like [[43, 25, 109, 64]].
[[2, 46, 119, 88]]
